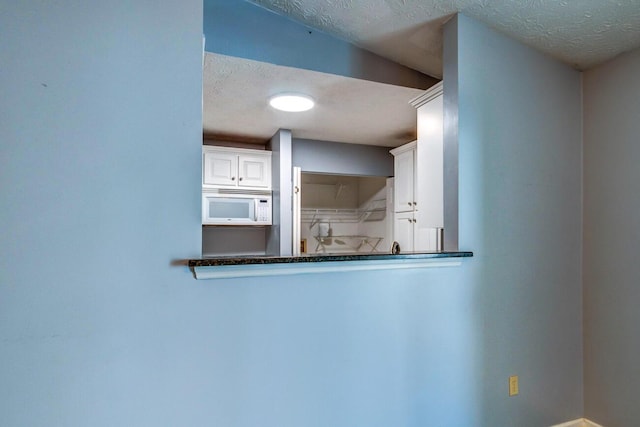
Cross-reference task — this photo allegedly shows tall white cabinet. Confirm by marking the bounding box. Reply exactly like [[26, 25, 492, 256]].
[[392, 143, 416, 213], [390, 141, 421, 252], [391, 82, 444, 252]]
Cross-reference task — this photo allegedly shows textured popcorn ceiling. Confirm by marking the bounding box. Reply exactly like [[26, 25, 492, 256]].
[[249, 0, 640, 78], [203, 53, 424, 146]]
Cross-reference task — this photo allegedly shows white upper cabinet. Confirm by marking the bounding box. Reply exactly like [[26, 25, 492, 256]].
[[390, 141, 416, 213], [238, 154, 270, 188], [203, 150, 237, 187], [203, 146, 272, 190]]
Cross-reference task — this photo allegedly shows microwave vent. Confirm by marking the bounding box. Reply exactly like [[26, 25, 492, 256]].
[[203, 188, 272, 196]]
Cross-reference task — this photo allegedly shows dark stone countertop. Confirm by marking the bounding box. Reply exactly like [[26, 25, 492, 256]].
[[188, 251, 473, 267]]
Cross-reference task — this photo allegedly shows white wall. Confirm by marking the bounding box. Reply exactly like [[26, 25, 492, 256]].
[[583, 46, 640, 427]]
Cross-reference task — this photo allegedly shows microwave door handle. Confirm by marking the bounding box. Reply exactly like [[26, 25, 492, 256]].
[[253, 199, 258, 222]]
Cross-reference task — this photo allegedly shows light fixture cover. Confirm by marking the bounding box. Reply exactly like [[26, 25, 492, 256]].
[[269, 93, 315, 112]]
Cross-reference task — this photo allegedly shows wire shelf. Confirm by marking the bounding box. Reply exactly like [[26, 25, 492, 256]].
[[313, 235, 384, 253], [301, 199, 386, 227]]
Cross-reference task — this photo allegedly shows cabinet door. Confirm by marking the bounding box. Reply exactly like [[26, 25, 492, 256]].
[[238, 154, 271, 188], [393, 211, 414, 253], [393, 149, 415, 212], [414, 223, 437, 252], [203, 150, 238, 187]]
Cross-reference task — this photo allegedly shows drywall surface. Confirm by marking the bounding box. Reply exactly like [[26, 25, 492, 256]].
[[451, 14, 584, 426], [0, 4, 582, 427], [267, 129, 293, 255], [443, 17, 460, 250], [203, 0, 437, 89], [202, 226, 268, 256], [293, 138, 394, 176], [583, 47, 640, 427], [0, 0, 203, 425]]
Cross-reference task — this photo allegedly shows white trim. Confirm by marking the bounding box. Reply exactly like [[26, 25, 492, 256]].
[[409, 81, 443, 108], [551, 419, 582, 427], [550, 418, 605, 427], [193, 257, 462, 279], [389, 140, 416, 156], [202, 144, 269, 155]]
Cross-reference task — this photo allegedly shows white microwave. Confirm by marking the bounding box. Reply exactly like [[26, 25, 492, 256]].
[[202, 190, 272, 226]]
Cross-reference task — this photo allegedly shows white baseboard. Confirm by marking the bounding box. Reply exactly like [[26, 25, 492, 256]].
[[551, 419, 604, 427]]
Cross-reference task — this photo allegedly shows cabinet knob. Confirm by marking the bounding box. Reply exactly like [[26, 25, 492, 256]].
[[413, 202, 417, 206], [239, 177, 243, 181], [408, 202, 412, 206], [231, 177, 235, 181]]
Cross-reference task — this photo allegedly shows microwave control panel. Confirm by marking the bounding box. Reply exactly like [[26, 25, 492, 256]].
[[256, 199, 271, 222]]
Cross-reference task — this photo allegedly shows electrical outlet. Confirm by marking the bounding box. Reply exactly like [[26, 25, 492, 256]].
[[509, 375, 519, 396]]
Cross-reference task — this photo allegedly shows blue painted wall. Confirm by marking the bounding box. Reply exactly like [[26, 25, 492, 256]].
[[0, 0, 204, 425], [292, 138, 394, 177], [453, 14, 584, 425], [203, 0, 437, 89], [583, 47, 640, 427], [0, 2, 583, 427]]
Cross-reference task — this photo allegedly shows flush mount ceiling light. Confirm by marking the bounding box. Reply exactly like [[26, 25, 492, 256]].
[[269, 93, 315, 112]]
